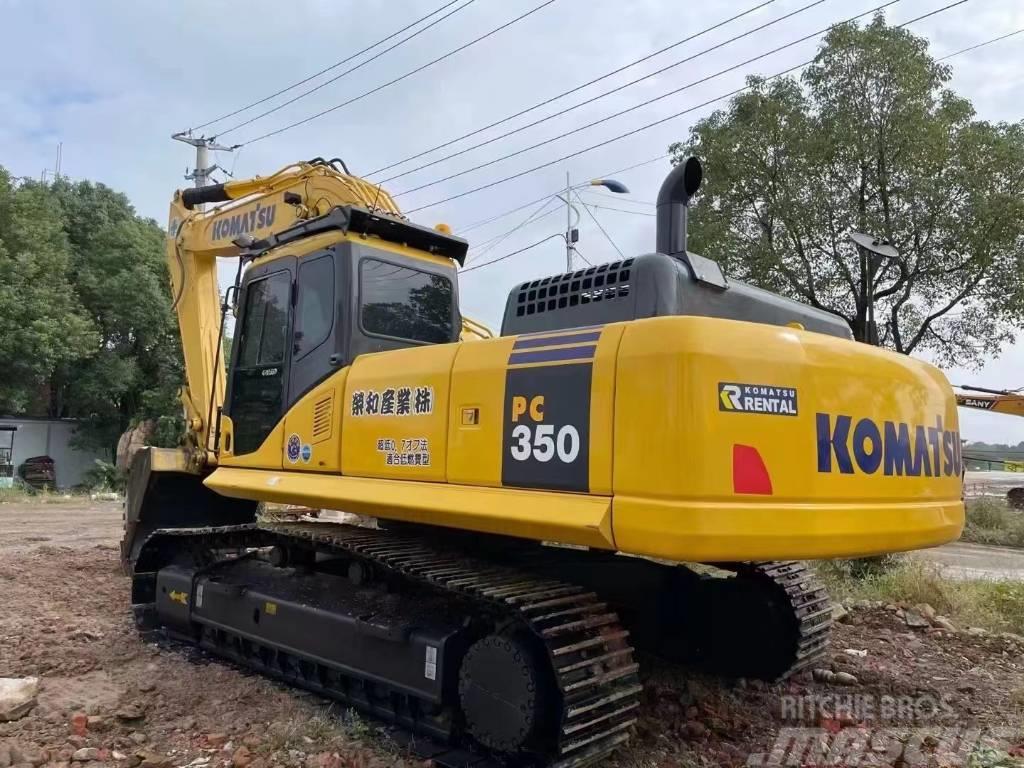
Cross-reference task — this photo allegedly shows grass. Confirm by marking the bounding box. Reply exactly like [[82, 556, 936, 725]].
[[961, 497, 1024, 548], [817, 556, 1024, 636], [0, 486, 83, 504]]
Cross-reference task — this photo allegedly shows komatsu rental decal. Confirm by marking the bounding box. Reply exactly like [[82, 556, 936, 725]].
[[719, 382, 798, 416], [817, 413, 962, 477], [212, 203, 277, 241]]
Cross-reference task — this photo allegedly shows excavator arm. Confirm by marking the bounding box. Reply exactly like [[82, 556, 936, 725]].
[[166, 160, 405, 467], [955, 388, 1024, 417]]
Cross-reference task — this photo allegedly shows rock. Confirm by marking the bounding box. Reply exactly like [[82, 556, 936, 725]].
[[136, 682, 155, 694], [85, 715, 108, 731], [904, 609, 930, 629], [232, 747, 252, 768], [832, 603, 850, 623], [0, 677, 39, 721], [683, 721, 707, 739], [833, 671, 858, 686], [967, 627, 989, 637], [115, 704, 146, 723], [128, 733, 146, 746], [71, 749, 99, 762], [885, 603, 899, 612], [111, 753, 127, 762], [933, 616, 956, 631], [204, 734, 228, 749], [136, 753, 171, 768], [915, 603, 937, 622], [0, 743, 11, 768], [812, 668, 835, 683], [843, 648, 868, 658]]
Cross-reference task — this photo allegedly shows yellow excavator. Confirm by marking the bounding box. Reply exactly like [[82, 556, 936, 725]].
[[956, 385, 1024, 505], [123, 156, 963, 767]]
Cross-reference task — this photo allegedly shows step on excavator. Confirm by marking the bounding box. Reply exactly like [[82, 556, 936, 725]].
[[123, 156, 964, 766]]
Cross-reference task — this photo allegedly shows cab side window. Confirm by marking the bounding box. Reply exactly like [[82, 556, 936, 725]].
[[232, 270, 291, 455], [238, 271, 290, 368], [295, 254, 334, 359], [360, 258, 454, 344]]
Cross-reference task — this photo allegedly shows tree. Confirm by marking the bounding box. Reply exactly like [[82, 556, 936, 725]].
[[672, 16, 1024, 367], [0, 170, 183, 455], [0, 173, 95, 413]]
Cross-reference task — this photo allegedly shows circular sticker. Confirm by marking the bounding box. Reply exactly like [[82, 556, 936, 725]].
[[286, 434, 301, 463], [301, 443, 313, 463]]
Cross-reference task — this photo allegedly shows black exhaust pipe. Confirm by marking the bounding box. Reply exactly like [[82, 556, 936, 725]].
[[656, 156, 703, 257]]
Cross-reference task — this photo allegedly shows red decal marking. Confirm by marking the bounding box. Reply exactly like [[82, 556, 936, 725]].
[[733, 444, 773, 495]]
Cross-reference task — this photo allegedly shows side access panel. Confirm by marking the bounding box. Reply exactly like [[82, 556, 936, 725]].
[[342, 344, 458, 482], [280, 370, 348, 472]]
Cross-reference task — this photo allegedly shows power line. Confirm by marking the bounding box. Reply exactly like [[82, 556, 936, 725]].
[[366, 0, 776, 178], [574, 247, 594, 266], [379, 0, 831, 186], [454, 153, 670, 235], [406, 0, 968, 214], [575, 191, 625, 258], [236, 0, 559, 146], [580, 201, 657, 217], [467, 196, 559, 262], [938, 27, 1024, 60], [460, 233, 565, 274], [217, 0, 476, 138], [395, 0, 898, 198], [188, 0, 466, 133]]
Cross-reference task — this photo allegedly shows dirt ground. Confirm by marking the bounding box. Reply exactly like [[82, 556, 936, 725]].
[[2, 500, 1024, 768]]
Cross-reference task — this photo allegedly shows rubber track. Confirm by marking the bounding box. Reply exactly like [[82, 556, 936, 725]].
[[732, 560, 833, 679], [264, 522, 641, 767]]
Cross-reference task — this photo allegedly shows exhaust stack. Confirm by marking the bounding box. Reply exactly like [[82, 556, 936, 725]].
[[656, 156, 703, 257]]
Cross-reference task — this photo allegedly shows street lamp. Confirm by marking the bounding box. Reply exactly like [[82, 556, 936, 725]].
[[559, 174, 631, 270], [849, 232, 899, 345]]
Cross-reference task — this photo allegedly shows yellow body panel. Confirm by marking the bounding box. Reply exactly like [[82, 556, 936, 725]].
[[447, 336, 517, 487], [208, 316, 964, 562], [342, 344, 459, 482], [205, 467, 615, 549], [281, 371, 348, 473]]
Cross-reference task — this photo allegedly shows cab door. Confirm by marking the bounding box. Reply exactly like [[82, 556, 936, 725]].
[[224, 257, 296, 463]]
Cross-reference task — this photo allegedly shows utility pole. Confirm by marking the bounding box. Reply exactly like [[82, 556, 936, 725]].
[[171, 132, 236, 189], [561, 172, 580, 271]]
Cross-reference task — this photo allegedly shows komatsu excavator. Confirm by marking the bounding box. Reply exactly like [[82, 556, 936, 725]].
[[123, 156, 964, 767]]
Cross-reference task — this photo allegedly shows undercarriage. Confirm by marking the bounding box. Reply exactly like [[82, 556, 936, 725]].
[[129, 520, 832, 767]]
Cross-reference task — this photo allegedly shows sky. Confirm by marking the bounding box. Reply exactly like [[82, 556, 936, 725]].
[[2, 0, 1023, 442]]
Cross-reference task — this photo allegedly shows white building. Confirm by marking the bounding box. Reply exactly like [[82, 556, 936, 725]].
[[0, 417, 111, 489]]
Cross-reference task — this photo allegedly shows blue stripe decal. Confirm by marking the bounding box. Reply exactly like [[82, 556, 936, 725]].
[[513, 330, 602, 350], [518, 324, 603, 338], [508, 345, 597, 365]]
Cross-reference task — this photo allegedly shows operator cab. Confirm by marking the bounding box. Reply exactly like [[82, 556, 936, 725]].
[[224, 207, 466, 456]]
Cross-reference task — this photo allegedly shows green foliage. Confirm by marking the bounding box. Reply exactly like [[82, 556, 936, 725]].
[[672, 15, 1024, 366], [819, 557, 1024, 634], [961, 497, 1024, 548], [81, 458, 125, 492], [0, 170, 182, 454]]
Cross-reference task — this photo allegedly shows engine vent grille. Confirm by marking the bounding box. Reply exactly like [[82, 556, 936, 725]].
[[312, 392, 334, 442], [514, 259, 634, 317]]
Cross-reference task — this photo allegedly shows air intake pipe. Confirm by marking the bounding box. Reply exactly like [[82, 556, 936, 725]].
[[655, 156, 703, 257]]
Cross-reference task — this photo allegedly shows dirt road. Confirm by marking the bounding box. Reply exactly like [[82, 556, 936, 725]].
[[915, 540, 1024, 580], [0, 497, 122, 555], [3, 498, 1024, 767]]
